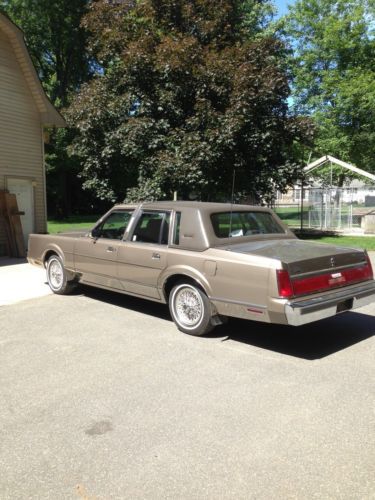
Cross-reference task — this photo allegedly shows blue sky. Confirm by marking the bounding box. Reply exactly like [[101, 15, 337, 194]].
[[274, 0, 295, 18]]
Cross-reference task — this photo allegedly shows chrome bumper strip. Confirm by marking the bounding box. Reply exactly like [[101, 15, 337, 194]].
[[285, 281, 375, 326]]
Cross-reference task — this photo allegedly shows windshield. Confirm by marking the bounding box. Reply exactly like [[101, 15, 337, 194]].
[[211, 211, 285, 238]]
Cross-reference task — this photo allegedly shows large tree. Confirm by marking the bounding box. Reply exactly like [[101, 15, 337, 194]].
[[281, 0, 375, 175], [68, 0, 313, 203], [0, 0, 98, 216]]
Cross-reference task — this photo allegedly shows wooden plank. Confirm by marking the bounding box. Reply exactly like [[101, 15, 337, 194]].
[[4, 193, 26, 258]]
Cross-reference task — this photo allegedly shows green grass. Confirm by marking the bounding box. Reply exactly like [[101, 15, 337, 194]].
[[274, 207, 309, 227], [48, 215, 99, 234], [298, 234, 375, 251]]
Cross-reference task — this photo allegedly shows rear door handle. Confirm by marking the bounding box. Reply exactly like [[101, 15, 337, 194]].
[[152, 253, 160, 260], [107, 246, 116, 253]]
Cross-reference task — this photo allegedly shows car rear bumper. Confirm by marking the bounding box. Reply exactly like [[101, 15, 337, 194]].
[[285, 280, 375, 326]]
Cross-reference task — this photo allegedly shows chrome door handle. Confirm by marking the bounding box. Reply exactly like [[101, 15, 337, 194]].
[[152, 253, 160, 260], [106, 246, 116, 253]]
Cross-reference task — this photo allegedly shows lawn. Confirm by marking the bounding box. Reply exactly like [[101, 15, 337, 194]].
[[48, 215, 99, 234], [274, 206, 308, 227], [298, 234, 375, 251]]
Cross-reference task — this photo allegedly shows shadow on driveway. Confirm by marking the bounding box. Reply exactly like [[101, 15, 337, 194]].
[[0, 257, 27, 267], [77, 285, 374, 361], [218, 313, 374, 360]]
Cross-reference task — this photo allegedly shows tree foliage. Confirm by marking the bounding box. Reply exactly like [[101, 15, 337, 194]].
[[281, 0, 375, 174], [68, 0, 314, 203]]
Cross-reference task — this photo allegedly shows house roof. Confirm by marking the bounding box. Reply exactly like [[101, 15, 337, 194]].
[[304, 155, 375, 183], [0, 12, 66, 127]]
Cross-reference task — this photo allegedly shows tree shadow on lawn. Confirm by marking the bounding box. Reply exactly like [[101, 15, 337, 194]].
[[78, 285, 374, 361]]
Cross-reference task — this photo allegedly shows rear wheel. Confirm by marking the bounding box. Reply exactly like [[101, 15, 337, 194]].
[[46, 255, 76, 295], [169, 282, 214, 336]]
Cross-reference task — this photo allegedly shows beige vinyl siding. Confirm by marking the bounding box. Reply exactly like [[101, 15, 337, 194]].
[[0, 28, 45, 255]]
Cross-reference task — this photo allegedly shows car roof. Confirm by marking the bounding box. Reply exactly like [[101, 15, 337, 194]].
[[113, 201, 266, 212], [109, 201, 291, 251]]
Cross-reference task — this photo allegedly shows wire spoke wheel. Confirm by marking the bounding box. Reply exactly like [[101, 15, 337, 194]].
[[174, 286, 204, 328], [46, 255, 76, 295], [169, 282, 214, 336], [49, 260, 63, 290]]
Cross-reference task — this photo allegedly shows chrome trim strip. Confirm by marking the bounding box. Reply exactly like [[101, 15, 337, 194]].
[[209, 296, 267, 309], [287, 280, 375, 312], [285, 280, 375, 326], [79, 280, 163, 303]]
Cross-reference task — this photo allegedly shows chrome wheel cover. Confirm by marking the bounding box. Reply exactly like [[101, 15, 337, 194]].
[[48, 259, 63, 290], [173, 285, 204, 329]]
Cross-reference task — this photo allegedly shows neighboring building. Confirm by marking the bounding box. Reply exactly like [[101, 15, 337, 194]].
[[275, 156, 375, 232], [0, 12, 65, 256], [277, 156, 375, 206]]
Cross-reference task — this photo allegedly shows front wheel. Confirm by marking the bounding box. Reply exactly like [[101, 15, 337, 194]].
[[169, 283, 214, 336], [46, 255, 76, 295]]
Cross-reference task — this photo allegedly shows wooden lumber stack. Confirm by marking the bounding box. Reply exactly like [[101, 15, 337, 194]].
[[0, 190, 26, 258]]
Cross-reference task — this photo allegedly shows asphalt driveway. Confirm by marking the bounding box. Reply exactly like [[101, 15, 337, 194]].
[[0, 256, 375, 499]]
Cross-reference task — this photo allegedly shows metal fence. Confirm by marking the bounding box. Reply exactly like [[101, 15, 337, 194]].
[[272, 187, 375, 232]]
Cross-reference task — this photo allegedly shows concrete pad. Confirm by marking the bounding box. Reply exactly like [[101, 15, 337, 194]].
[[0, 258, 51, 306]]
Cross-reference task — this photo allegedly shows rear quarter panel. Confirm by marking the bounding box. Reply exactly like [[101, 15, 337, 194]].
[[160, 247, 279, 314], [204, 248, 279, 309]]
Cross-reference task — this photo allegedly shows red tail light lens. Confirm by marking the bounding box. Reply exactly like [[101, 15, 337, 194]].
[[277, 269, 294, 298], [277, 257, 373, 299], [293, 263, 373, 296]]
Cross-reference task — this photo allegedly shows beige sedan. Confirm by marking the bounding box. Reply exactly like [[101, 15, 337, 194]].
[[28, 201, 375, 335]]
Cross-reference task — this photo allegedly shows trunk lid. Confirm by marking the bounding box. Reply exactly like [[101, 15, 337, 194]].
[[224, 239, 365, 271], [223, 238, 372, 297]]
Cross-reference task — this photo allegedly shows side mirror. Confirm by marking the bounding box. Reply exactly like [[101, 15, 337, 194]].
[[90, 227, 100, 239]]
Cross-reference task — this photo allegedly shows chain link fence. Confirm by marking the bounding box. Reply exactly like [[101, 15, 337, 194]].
[[272, 187, 375, 233]]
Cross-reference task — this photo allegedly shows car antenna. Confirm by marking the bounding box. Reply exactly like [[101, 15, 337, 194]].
[[229, 168, 236, 237]]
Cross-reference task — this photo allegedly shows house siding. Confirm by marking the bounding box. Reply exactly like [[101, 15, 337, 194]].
[[0, 28, 46, 256]]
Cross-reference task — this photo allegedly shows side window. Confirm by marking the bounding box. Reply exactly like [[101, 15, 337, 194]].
[[173, 212, 181, 245], [132, 211, 170, 244], [93, 211, 133, 240]]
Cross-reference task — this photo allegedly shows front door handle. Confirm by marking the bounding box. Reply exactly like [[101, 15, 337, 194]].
[[107, 246, 116, 253], [152, 253, 160, 260]]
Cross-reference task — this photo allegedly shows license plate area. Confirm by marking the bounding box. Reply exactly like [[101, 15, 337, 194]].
[[336, 298, 353, 313]]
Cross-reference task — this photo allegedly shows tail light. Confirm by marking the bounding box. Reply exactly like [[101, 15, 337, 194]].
[[277, 255, 373, 299], [276, 269, 293, 298]]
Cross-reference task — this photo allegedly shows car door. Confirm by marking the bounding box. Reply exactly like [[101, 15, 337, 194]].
[[117, 210, 170, 299], [74, 209, 134, 289]]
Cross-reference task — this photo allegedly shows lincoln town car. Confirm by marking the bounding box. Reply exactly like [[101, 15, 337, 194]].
[[27, 202, 375, 336]]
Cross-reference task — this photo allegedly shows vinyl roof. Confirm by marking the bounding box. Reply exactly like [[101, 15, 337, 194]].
[[114, 201, 267, 211]]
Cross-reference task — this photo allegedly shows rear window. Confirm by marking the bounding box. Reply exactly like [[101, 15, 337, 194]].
[[211, 211, 284, 238]]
